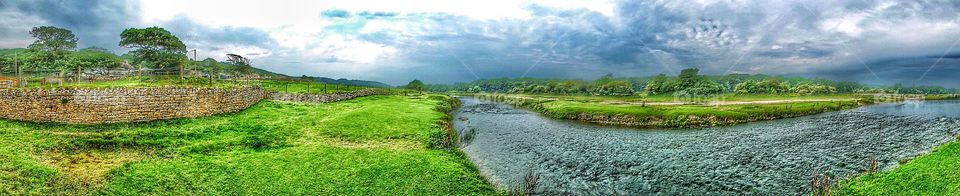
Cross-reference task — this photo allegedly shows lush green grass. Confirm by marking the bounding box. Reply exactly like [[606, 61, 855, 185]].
[[497, 93, 864, 103], [837, 140, 960, 195], [257, 80, 367, 94], [479, 93, 867, 128], [10, 76, 371, 94], [0, 95, 494, 195], [538, 100, 862, 127], [925, 94, 960, 100]]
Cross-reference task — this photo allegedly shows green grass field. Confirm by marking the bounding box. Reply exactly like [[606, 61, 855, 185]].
[[479, 93, 867, 128], [0, 95, 494, 195], [11, 76, 368, 94], [837, 139, 960, 195], [498, 93, 865, 103]]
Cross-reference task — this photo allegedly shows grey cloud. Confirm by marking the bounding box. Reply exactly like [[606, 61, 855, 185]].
[[3, 0, 960, 87], [0, 0, 140, 50]]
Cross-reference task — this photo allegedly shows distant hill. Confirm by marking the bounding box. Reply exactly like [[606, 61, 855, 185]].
[[311, 77, 393, 88]]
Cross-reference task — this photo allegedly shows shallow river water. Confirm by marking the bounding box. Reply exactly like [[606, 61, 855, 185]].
[[453, 97, 960, 195]]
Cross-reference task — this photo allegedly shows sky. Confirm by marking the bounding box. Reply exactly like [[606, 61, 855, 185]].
[[1, 0, 959, 86]]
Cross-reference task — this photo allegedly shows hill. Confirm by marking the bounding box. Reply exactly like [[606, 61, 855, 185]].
[[310, 77, 393, 88]]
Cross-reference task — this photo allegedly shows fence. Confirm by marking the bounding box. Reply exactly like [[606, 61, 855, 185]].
[[0, 67, 372, 94], [0, 65, 271, 88]]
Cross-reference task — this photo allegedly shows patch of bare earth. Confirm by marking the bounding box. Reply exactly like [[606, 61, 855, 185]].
[[36, 148, 153, 188]]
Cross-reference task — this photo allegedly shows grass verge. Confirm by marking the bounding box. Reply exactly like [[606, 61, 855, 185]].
[[835, 139, 960, 195], [478, 93, 869, 128]]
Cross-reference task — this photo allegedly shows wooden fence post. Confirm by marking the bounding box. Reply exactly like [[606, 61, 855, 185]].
[[76, 65, 81, 85]]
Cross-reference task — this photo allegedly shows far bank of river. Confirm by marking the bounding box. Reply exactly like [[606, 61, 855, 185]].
[[454, 97, 960, 195]]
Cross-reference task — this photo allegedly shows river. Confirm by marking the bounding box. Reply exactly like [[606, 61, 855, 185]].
[[453, 97, 960, 195]]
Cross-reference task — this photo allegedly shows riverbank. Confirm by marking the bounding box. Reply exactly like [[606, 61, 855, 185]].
[[453, 97, 960, 194], [0, 95, 494, 194], [837, 138, 960, 195], [476, 93, 871, 128]]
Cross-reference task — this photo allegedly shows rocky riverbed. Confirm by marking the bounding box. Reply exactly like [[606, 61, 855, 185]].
[[454, 97, 960, 195]]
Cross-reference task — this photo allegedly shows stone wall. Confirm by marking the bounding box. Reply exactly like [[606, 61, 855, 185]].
[[268, 89, 389, 103], [0, 86, 265, 124]]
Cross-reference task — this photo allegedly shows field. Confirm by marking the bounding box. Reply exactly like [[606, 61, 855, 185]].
[[478, 93, 869, 128], [0, 95, 494, 195], [502, 93, 866, 103], [838, 139, 960, 195], [12, 76, 368, 94]]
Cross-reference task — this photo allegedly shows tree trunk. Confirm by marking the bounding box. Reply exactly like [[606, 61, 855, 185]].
[[209, 66, 213, 86], [15, 61, 21, 88], [76, 65, 81, 84]]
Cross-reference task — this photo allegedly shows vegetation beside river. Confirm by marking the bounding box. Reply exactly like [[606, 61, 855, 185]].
[[837, 138, 960, 195], [477, 93, 871, 128], [0, 95, 494, 195]]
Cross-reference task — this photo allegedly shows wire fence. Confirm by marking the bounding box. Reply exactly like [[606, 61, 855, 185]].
[[0, 67, 211, 88], [0, 67, 372, 94]]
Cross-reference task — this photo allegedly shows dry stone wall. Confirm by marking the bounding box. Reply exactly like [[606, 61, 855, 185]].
[[268, 89, 389, 103], [0, 86, 265, 124]]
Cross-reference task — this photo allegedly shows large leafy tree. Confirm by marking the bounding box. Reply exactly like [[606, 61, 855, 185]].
[[226, 53, 253, 76], [28, 26, 78, 69], [119, 27, 187, 70], [406, 79, 425, 93]]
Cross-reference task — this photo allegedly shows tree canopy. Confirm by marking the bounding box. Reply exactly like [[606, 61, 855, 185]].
[[28, 26, 78, 58], [406, 79, 425, 92], [119, 27, 187, 69]]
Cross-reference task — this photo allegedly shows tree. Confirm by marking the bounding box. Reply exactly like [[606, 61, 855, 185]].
[[406, 79, 425, 93], [226, 53, 253, 76], [644, 74, 671, 94], [68, 47, 122, 75], [202, 58, 219, 83], [677, 68, 701, 90], [29, 26, 78, 69], [119, 27, 187, 73], [29, 26, 78, 58]]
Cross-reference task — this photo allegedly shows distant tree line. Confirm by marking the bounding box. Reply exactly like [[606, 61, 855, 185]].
[[425, 68, 958, 95]]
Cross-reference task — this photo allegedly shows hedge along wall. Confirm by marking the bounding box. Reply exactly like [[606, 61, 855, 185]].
[[0, 86, 266, 124]]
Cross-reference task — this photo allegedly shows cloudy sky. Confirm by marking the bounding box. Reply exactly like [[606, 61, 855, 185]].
[[1, 0, 959, 86]]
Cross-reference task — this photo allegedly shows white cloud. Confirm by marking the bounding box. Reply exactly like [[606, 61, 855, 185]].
[[305, 35, 397, 65]]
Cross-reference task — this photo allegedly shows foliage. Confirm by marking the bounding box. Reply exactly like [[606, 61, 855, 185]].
[[119, 27, 187, 69], [793, 83, 837, 95], [67, 47, 122, 70], [406, 79, 425, 92], [28, 26, 78, 60], [838, 141, 960, 195], [530, 97, 862, 128], [735, 79, 790, 94]]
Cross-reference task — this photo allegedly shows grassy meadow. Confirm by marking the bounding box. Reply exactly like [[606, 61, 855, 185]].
[[13, 76, 369, 94], [837, 139, 960, 195], [0, 95, 494, 195]]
